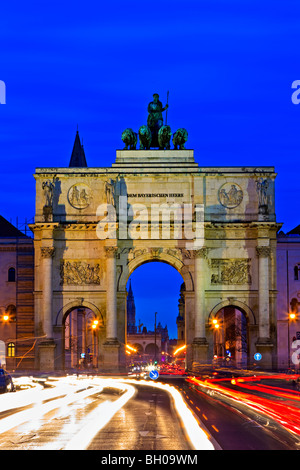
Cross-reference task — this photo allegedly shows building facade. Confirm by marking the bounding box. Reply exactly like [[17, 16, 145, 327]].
[[277, 225, 300, 370], [0, 216, 34, 370]]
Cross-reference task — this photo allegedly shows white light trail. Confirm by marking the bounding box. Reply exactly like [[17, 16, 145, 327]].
[[0, 379, 104, 436], [0, 376, 216, 450], [121, 379, 216, 450], [63, 380, 136, 450]]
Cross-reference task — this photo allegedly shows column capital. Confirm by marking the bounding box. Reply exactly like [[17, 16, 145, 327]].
[[105, 246, 118, 258], [41, 246, 55, 258], [256, 246, 271, 258]]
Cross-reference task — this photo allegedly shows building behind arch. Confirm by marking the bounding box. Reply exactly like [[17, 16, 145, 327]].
[[0, 216, 34, 370]]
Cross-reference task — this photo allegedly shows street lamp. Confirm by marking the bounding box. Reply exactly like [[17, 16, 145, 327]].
[[288, 311, 297, 368]]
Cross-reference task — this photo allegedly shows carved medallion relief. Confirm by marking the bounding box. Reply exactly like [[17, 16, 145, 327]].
[[218, 183, 243, 209], [68, 184, 92, 209]]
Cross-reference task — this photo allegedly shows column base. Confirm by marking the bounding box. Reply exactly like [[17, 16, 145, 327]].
[[38, 339, 56, 371], [101, 339, 124, 373], [191, 338, 209, 370], [255, 338, 274, 370]]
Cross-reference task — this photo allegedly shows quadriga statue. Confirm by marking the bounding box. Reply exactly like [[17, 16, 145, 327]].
[[158, 125, 172, 150], [121, 128, 137, 150], [138, 125, 152, 150], [172, 128, 188, 150]]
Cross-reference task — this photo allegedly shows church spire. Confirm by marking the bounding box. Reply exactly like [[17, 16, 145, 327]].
[[127, 279, 137, 334], [69, 129, 87, 167], [128, 279, 133, 297]]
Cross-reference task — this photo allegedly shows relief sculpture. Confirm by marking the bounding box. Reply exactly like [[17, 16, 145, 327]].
[[60, 261, 101, 285], [68, 184, 91, 209], [218, 183, 243, 209], [211, 259, 251, 285]]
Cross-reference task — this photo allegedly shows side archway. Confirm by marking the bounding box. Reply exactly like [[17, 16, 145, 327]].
[[55, 300, 103, 327], [208, 299, 256, 325], [208, 300, 255, 368]]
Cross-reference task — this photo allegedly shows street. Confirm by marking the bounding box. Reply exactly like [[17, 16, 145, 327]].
[[0, 371, 299, 451]]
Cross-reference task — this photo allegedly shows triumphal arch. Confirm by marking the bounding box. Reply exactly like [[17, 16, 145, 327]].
[[30, 95, 279, 371]]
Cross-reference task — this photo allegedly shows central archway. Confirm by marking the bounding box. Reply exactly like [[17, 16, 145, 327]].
[[125, 261, 186, 368]]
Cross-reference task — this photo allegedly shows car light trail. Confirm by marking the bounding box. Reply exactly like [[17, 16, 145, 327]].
[[188, 376, 300, 437], [63, 380, 136, 450], [0, 379, 104, 436], [122, 379, 216, 450]]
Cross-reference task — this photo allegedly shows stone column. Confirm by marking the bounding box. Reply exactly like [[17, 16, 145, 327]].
[[103, 246, 121, 372], [41, 246, 55, 338], [39, 246, 56, 370], [192, 247, 209, 368], [105, 246, 118, 340], [194, 247, 209, 339], [256, 245, 273, 368], [256, 246, 271, 340]]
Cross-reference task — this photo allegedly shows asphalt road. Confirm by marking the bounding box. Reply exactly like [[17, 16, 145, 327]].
[[87, 383, 193, 450], [174, 378, 297, 450], [0, 374, 299, 451], [0, 377, 202, 450]]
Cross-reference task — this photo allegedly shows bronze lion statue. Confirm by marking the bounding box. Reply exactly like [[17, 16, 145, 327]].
[[172, 128, 188, 150], [138, 125, 152, 150], [158, 125, 172, 150], [121, 128, 137, 150]]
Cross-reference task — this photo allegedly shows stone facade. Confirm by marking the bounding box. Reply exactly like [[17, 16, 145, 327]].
[[277, 227, 300, 369], [0, 217, 34, 369], [30, 149, 279, 371]]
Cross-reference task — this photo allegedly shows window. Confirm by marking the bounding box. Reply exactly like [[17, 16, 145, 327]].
[[8, 267, 15, 282], [294, 265, 300, 281], [7, 343, 15, 358]]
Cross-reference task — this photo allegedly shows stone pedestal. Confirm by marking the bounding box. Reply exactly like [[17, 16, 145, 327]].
[[38, 339, 56, 371], [255, 338, 274, 370], [191, 338, 209, 369], [102, 339, 123, 373]]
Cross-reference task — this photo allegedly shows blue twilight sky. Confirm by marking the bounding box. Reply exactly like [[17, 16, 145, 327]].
[[1, 0, 300, 338]]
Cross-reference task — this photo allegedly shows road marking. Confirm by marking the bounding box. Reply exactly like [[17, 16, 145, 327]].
[[202, 414, 208, 420], [211, 425, 219, 433]]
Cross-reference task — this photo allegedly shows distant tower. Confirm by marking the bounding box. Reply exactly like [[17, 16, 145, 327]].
[[176, 283, 185, 344], [127, 280, 137, 334], [69, 129, 87, 167]]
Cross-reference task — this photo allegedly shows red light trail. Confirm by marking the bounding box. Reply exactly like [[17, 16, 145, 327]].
[[187, 374, 300, 436]]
